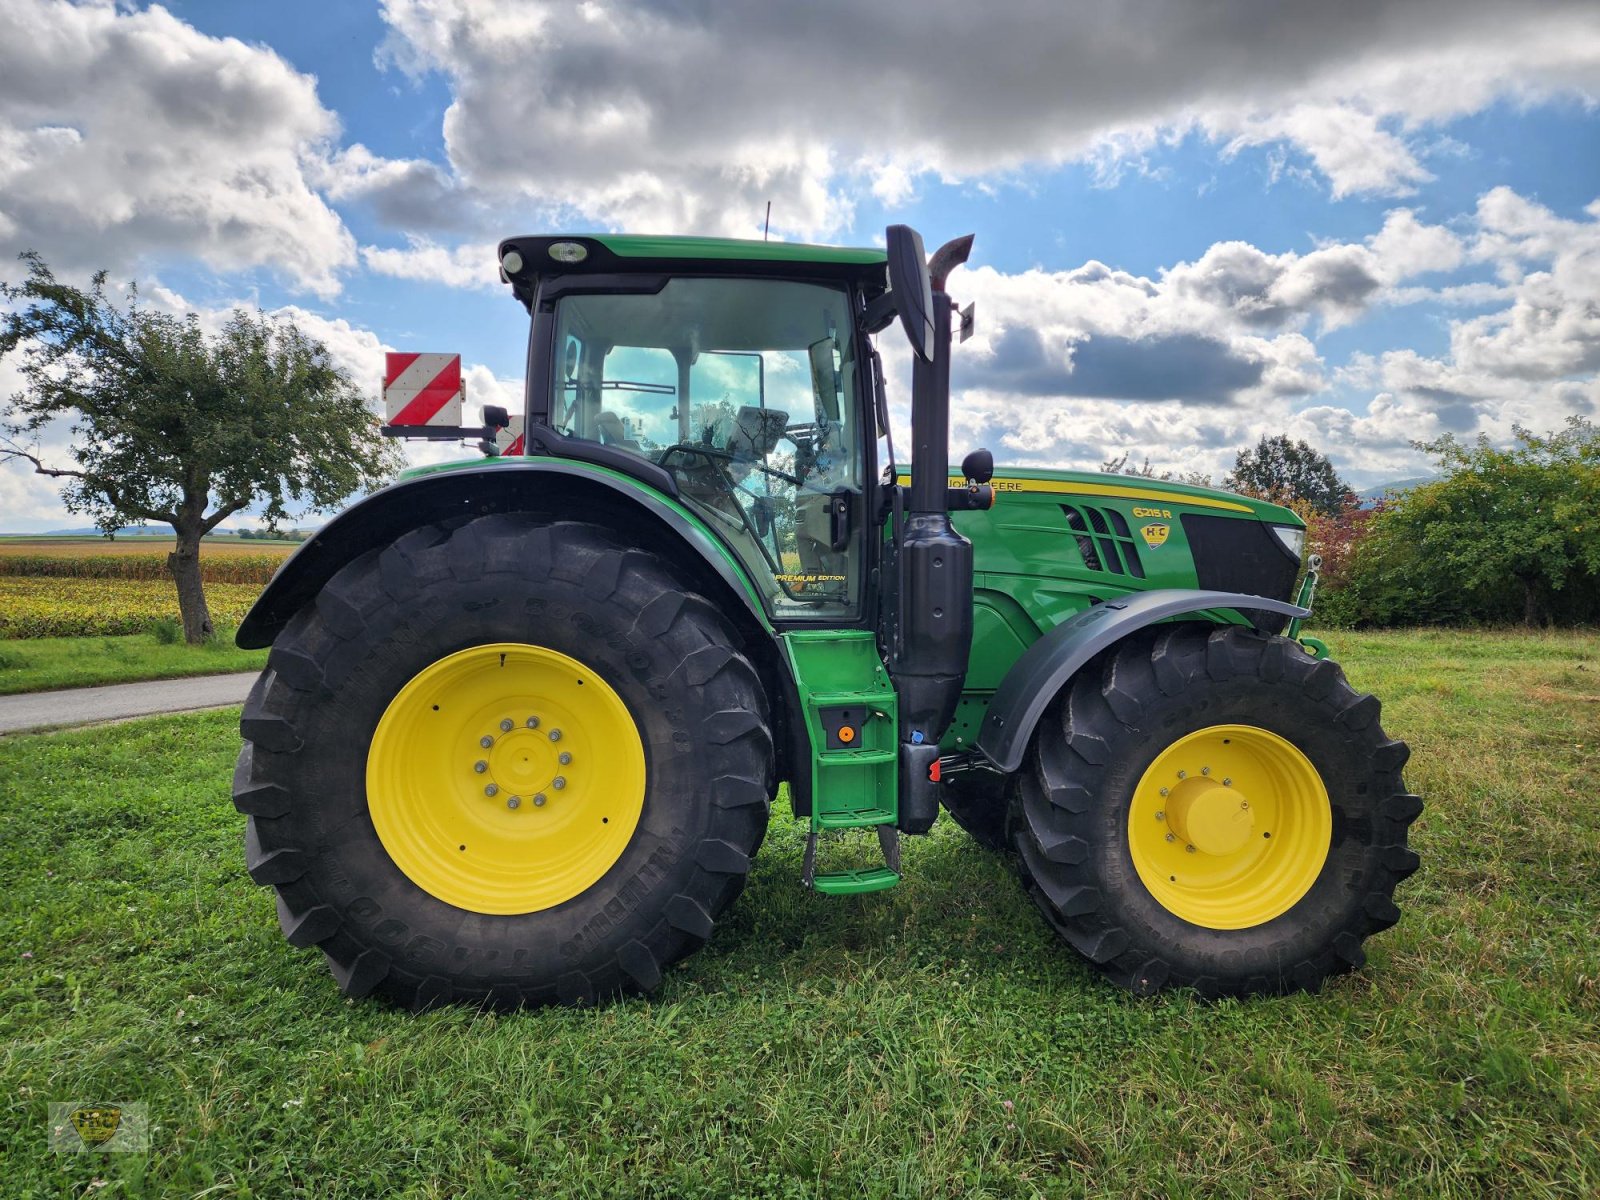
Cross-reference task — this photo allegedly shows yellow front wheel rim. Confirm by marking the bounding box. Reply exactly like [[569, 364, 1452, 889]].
[[367, 643, 646, 915], [1127, 724, 1331, 929]]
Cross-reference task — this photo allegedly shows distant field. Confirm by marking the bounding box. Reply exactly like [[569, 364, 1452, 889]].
[[0, 536, 298, 557], [0, 577, 264, 638]]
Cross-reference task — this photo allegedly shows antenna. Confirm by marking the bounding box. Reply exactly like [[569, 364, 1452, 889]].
[[763, 201, 771, 241]]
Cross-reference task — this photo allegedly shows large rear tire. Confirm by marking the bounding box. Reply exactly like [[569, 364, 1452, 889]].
[[234, 515, 773, 1009], [1012, 625, 1419, 998]]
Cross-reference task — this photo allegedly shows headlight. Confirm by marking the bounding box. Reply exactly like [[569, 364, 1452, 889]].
[[1271, 525, 1306, 561]]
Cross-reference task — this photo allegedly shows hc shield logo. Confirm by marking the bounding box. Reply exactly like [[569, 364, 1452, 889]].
[[70, 1106, 123, 1146], [50, 1101, 148, 1152], [1140, 522, 1171, 548]]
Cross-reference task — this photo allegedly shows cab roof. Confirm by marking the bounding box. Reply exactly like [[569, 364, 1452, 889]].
[[496, 234, 889, 308]]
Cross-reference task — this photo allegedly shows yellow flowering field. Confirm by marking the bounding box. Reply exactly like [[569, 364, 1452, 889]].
[[0, 577, 265, 638]]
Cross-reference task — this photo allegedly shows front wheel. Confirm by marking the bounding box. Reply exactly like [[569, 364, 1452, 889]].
[[1012, 625, 1420, 998], [234, 515, 773, 1009]]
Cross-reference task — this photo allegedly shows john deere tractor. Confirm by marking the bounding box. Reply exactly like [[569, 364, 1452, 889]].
[[234, 226, 1419, 1008]]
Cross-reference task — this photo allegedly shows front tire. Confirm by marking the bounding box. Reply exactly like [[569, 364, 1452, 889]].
[[234, 515, 773, 1009], [1012, 625, 1420, 998]]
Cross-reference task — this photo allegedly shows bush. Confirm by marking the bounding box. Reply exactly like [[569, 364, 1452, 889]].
[[1315, 417, 1600, 627]]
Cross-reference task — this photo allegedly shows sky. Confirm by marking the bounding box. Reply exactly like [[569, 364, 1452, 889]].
[[1, 0, 1598, 531]]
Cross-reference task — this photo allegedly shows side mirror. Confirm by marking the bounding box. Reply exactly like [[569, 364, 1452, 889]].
[[482, 404, 510, 432], [808, 337, 841, 422], [885, 224, 935, 363], [961, 448, 994, 484]]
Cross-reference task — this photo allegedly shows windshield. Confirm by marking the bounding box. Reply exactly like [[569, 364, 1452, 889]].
[[550, 277, 862, 618]]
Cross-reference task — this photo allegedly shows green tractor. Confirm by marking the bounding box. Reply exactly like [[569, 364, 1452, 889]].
[[234, 226, 1419, 1008]]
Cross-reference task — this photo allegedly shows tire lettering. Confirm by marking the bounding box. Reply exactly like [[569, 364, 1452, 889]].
[[557, 844, 678, 960]]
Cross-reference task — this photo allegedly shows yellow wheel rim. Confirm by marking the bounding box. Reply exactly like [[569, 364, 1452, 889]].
[[366, 643, 646, 915], [1127, 724, 1331, 929]]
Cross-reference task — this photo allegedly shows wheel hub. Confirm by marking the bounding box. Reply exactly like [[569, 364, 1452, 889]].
[[482, 724, 569, 804], [1165, 778, 1253, 856]]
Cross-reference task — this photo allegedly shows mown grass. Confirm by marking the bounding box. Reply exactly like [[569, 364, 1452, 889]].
[[1, 630, 1596, 1198], [0, 632, 268, 695]]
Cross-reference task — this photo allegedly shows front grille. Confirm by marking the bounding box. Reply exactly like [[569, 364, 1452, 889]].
[[1062, 505, 1145, 579], [1180, 513, 1300, 632]]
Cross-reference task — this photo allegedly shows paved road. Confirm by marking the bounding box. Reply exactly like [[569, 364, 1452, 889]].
[[0, 671, 261, 736]]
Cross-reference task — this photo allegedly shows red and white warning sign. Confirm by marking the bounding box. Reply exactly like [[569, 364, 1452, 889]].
[[383, 352, 463, 426], [501, 417, 525, 456]]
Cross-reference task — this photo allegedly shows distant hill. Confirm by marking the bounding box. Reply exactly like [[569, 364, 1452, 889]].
[[1358, 476, 1436, 506]]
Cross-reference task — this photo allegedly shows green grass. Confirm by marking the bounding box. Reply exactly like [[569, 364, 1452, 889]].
[[1, 630, 1597, 1198], [0, 632, 267, 695]]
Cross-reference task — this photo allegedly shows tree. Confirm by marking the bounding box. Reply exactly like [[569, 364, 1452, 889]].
[[1099, 451, 1212, 488], [1, 254, 403, 642], [1223, 434, 1353, 516], [1317, 417, 1600, 628]]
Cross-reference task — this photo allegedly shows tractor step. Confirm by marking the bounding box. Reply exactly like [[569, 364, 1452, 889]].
[[802, 823, 902, 894], [817, 804, 897, 829], [811, 867, 901, 895]]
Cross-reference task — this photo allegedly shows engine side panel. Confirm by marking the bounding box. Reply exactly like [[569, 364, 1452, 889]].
[[944, 470, 1304, 756]]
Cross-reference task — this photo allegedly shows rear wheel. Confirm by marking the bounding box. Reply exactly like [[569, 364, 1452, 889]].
[[234, 515, 773, 1009], [1012, 625, 1420, 998]]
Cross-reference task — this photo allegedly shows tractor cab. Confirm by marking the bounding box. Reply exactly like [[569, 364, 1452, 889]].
[[534, 270, 868, 618]]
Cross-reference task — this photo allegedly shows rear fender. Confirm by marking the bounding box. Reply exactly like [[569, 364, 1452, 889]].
[[237, 460, 770, 649], [973, 589, 1309, 772]]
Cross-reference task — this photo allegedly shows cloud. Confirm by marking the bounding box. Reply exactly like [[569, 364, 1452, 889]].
[[370, 0, 1600, 237], [0, 0, 355, 296], [886, 187, 1595, 488], [361, 237, 503, 290]]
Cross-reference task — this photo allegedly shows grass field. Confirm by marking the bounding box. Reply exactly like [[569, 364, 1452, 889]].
[[0, 632, 268, 695], [1, 630, 1596, 1198]]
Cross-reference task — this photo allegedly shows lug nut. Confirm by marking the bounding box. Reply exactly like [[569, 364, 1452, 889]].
[[1154, 811, 1165, 821], [484, 783, 499, 797], [500, 718, 514, 733], [548, 728, 562, 742], [1186, 844, 1197, 853], [1177, 770, 1187, 780], [506, 796, 521, 809], [533, 793, 547, 807], [525, 716, 541, 729], [1222, 777, 1232, 787], [552, 776, 566, 790], [1159, 787, 1169, 797], [473, 760, 488, 774], [1201, 766, 1211, 776], [558, 751, 572, 765], [1165, 833, 1176, 843], [480, 735, 494, 749]]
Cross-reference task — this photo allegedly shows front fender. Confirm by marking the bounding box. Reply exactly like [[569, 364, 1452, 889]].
[[236, 459, 770, 648], [973, 589, 1309, 773]]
